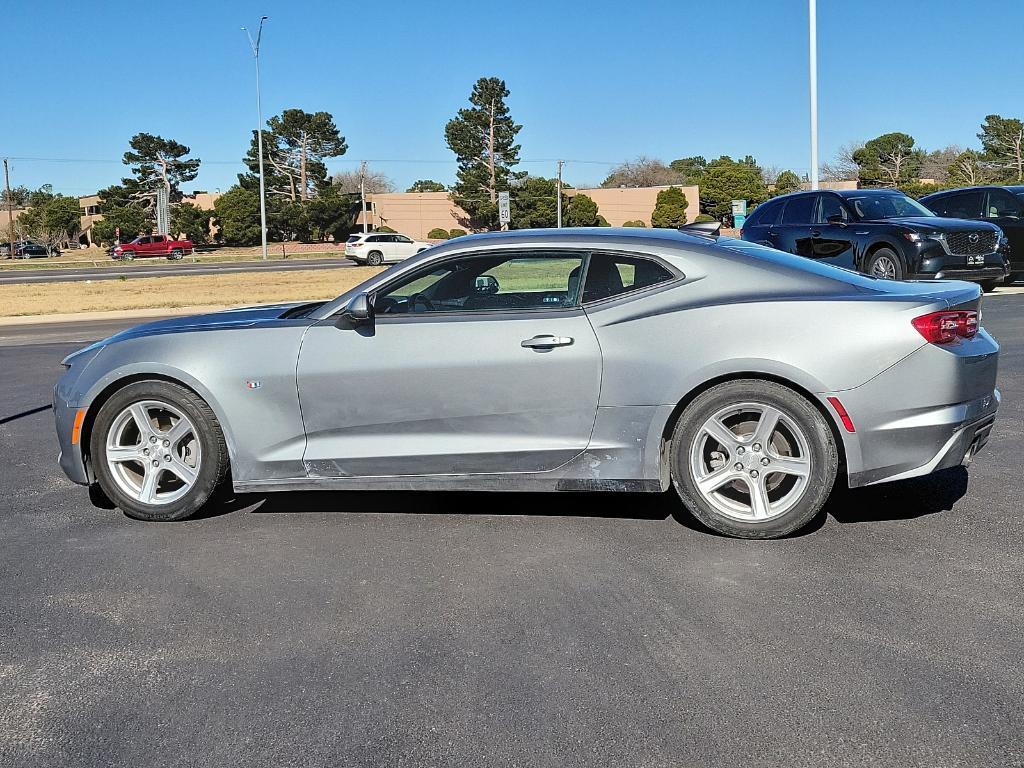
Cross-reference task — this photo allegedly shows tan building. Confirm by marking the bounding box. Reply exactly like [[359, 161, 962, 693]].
[[362, 185, 701, 239]]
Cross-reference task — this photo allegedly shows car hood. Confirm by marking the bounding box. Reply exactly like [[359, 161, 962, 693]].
[[104, 302, 321, 344], [871, 216, 998, 232]]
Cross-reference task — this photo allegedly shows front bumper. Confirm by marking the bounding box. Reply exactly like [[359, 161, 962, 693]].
[[909, 240, 1009, 283]]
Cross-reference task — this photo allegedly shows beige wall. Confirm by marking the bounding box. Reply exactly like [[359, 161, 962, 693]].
[[798, 180, 858, 191], [567, 185, 700, 226], [363, 191, 470, 240]]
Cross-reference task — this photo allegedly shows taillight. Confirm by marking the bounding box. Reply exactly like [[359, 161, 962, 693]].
[[912, 310, 979, 344]]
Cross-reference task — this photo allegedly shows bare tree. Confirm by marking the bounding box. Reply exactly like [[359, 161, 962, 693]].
[[760, 165, 782, 186], [820, 140, 863, 182], [920, 145, 962, 184], [601, 157, 683, 188], [332, 168, 395, 195]]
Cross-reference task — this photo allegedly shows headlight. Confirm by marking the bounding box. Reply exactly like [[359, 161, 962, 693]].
[[903, 232, 944, 243]]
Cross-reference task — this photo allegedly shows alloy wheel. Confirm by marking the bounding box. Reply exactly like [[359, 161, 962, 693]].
[[104, 400, 202, 506], [871, 255, 898, 279], [689, 402, 812, 522]]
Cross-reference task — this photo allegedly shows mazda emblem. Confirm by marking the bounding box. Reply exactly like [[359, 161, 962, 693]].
[[969, 232, 980, 244]]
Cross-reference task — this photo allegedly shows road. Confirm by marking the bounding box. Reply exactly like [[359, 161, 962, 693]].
[[1, 298, 1022, 767], [0, 256, 354, 285]]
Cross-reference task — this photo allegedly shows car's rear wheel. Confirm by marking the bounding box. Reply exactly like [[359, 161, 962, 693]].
[[169, 248, 184, 260], [979, 280, 999, 293], [866, 248, 903, 280], [90, 381, 229, 522], [670, 379, 838, 539], [367, 251, 384, 266]]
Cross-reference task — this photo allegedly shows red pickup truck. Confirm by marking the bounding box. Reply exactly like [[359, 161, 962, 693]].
[[112, 234, 193, 261]]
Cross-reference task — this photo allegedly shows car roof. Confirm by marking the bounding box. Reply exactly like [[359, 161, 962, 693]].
[[920, 184, 1024, 198], [434, 226, 723, 250]]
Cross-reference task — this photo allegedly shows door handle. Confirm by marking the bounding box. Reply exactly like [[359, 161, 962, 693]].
[[811, 230, 822, 237], [521, 335, 574, 349]]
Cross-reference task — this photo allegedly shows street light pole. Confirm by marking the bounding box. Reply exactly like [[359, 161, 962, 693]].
[[808, 0, 819, 190], [243, 16, 269, 260], [359, 161, 369, 233]]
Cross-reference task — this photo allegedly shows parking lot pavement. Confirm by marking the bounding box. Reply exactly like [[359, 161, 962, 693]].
[[1, 299, 1022, 767]]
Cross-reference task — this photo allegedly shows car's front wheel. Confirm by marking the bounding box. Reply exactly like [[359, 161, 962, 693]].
[[90, 381, 229, 521], [866, 248, 903, 280], [670, 379, 838, 539]]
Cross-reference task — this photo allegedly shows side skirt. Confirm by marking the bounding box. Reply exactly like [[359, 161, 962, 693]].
[[233, 474, 663, 494]]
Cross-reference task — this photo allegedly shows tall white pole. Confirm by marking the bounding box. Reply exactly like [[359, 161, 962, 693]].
[[245, 17, 269, 260], [808, 0, 819, 190]]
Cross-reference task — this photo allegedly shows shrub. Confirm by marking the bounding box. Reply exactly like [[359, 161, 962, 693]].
[[596, 215, 611, 227], [374, 225, 396, 233], [622, 219, 647, 227], [448, 228, 468, 238], [694, 214, 716, 222], [650, 186, 689, 228], [427, 228, 450, 240]]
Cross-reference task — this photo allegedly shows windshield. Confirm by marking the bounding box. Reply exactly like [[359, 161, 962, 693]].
[[844, 192, 934, 220]]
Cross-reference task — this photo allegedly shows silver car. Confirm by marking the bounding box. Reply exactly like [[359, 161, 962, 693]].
[[54, 227, 1000, 538]]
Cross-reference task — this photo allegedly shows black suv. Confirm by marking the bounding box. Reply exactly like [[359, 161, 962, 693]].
[[741, 189, 1010, 290], [920, 185, 1024, 283]]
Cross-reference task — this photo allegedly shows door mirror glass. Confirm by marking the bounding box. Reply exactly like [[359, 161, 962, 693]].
[[339, 292, 373, 325], [474, 274, 499, 294]]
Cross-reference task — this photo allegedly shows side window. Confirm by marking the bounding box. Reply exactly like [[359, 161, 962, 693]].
[[816, 194, 849, 224], [138, 236, 151, 245], [781, 196, 815, 225], [396, 235, 413, 243], [374, 252, 585, 315], [985, 189, 1022, 219], [582, 253, 674, 303], [366, 235, 381, 243], [931, 192, 983, 219], [745, 198, 783, 228]]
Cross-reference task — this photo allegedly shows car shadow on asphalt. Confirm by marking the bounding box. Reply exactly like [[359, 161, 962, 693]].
[[194, 466, 969, 535]]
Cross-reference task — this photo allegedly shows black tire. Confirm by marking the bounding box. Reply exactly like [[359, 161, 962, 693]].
[[169, 248, 184, 260], [670, 379, 838, 539], [1008, 272, 1022, 285], [122, 252, 134, 261], [979, 280, 999, 293], [367, 251, 384, 266], [89, 380, 229, 522], [865, 247, 903, 280]]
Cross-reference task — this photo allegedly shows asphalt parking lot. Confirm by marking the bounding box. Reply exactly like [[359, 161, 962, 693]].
[[1, 295, 1022, 767]]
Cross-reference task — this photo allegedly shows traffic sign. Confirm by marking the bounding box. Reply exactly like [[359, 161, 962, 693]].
[[498, 191, 511, 225]]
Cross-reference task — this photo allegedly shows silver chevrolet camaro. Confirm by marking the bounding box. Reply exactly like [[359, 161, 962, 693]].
[[54, 226, 1000, 538]]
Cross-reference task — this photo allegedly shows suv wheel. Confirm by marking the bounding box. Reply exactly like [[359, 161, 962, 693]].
[[90, 381, 229, 522], [866, 248, 903, 280], [367, 251, 384, 266], [670, 379, 838, 539]]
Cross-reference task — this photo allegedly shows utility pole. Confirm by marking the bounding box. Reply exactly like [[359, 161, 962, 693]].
[[556, 160, 564, 228], [808, 0, 819, 190], [4, 159, 15, 256], [243, 16, 270, 259], [359, 161, 369, 233]]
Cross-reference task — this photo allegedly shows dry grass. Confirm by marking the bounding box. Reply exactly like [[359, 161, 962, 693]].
[[0, 267, 382, 317]]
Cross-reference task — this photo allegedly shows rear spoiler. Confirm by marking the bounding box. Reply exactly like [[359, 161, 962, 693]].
[[678, 220, 721, 239]]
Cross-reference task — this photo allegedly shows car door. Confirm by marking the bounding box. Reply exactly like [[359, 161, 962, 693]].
[[771, 194, 817, 257], [809, 193, 856, 268], [144, 235, 163, 257], [392, 234, 416, 260], [983, 188, 1024, 274], [295, 250, 602, 477]]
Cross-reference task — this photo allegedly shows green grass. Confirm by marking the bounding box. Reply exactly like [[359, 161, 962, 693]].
[[0, 249, 345, 272]]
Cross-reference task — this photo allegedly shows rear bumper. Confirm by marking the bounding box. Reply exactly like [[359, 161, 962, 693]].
[[830, 328, 1000, 488]]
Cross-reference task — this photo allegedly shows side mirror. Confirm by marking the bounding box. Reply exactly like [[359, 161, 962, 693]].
[[474, 274, 499, 294], [338, 292, 373, 326], [826, 214, 847, 226]]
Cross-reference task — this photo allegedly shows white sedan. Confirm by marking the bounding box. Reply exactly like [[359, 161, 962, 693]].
[[345, 232, 431, 265]]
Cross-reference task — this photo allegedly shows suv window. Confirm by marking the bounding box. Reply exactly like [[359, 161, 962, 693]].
[[137, 236, 151, 245], [816, 194, 849, 224], [929, 191, 983, 219], [396, 235, 413, 243], [985, 189, 1023, 219], [781, 196, 815, 225], [582, 253, 673, 303], [374, 252, 585, 315], [366, 235, 382, 243], [745, 198, 784, 228]]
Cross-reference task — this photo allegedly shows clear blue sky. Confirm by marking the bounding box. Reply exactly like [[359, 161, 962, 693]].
[[5, 0, 1022, 196]]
